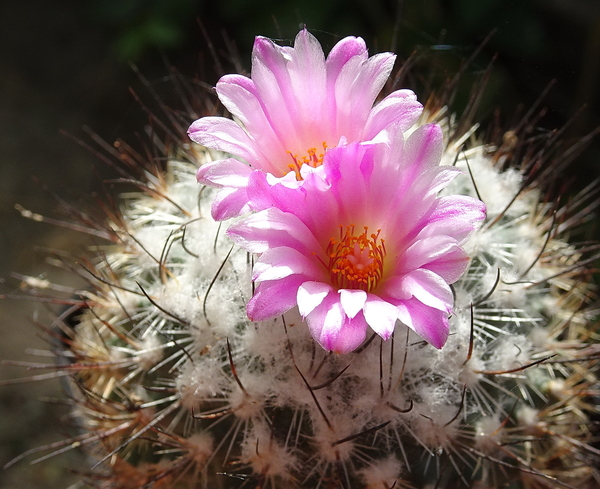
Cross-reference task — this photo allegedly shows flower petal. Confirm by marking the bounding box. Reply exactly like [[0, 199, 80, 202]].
[[196, 159, 253, 188], [421, 195, 487, 243], [246, 170, 311, 216], [251, 36, 298, 142], [247, 276, 306, 321], [211, 187, 251, 221], [297, 281, 333, 318], [396, 298, 450, 349], [399, 236, 463, 269], [363, 295, 399, 340], [329, 314, 369, 354], [333, 52, 395, 137], [253, 247, 323, 282], [364, 89, 423, 137], [386, 269, 453, 312], [188, 117, 261, 164], [399, 235, 472, 283], [401, 123, 444, 175], [287, 29, 327, 123], [227, 208, 322, 255], [215, 75, 261, 126], [424, 248, 471, 283], [306, 294, 368, 353], [339, 289, 367, 319], [326, 36, 367, 80]]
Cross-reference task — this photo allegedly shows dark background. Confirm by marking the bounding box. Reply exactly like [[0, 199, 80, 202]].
[[1, 0, 599, 487]]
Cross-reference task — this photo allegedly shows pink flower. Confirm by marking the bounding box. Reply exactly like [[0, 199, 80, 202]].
[[188, 28, 423, 220], [227, 123, 486, 354]]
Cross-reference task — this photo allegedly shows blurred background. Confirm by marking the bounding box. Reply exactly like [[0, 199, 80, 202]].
[[1, 0, 600, 487]]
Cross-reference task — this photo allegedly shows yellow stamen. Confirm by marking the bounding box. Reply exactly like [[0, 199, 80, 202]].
[[326, 225, 386, 292], [287, 142, 328, 180]]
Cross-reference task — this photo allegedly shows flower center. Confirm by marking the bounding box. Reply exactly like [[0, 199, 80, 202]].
[[327, 225, 386, 292], [287, 142, 328, 180]]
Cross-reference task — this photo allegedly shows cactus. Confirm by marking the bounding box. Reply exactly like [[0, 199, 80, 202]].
[[7, 33, 600, 489]]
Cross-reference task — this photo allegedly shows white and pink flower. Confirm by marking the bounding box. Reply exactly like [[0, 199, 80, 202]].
[[227, 124, 486, 353], [188, 28, 423, 220]]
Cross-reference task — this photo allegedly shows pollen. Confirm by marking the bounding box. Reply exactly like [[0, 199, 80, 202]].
[[327, 225, 386, 292], [287, 142, 328, 179]]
